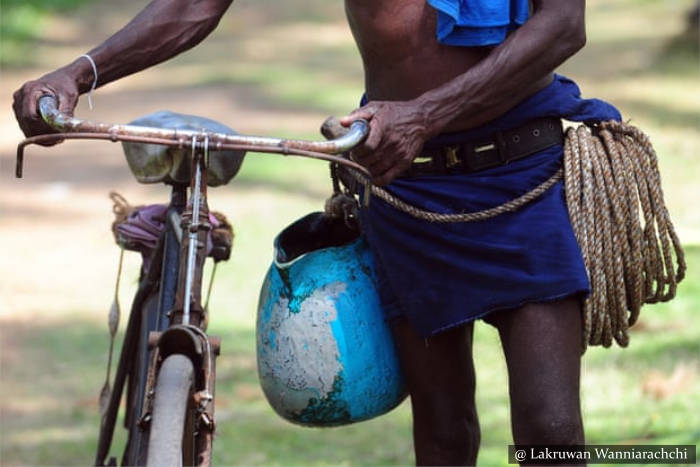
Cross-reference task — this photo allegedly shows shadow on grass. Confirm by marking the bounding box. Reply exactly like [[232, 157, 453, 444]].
[[0, 318, 414, 466], [3, 306, 698, 466], [2, 247, 698, 465]]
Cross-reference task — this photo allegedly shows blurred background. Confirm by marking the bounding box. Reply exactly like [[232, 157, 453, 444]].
[[1, 0, 698, 465]]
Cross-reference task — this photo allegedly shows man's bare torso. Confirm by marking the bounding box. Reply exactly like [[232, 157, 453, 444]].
[[345, 0, 552, 132]]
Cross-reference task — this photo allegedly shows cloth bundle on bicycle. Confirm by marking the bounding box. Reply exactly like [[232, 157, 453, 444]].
[[256, 212, 406, 427], [110, 192, 233, 270], [122, 111, 246, 186]]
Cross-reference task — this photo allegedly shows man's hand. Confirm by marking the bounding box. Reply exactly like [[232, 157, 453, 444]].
[[13, 68, 81, 144], [340, 99, 430, 186], [12, 0, 233, 146]]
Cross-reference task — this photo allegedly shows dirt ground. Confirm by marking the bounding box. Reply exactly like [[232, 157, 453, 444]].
[[0, 0, 343, 320], [2, 0, 698, 320]]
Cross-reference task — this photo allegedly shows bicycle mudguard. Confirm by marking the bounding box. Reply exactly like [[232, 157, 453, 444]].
[[256, 212, 407, 427], [121, 111, 246, 186]]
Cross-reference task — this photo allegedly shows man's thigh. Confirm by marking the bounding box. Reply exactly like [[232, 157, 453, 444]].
[[391, 318, 481, 464], [391, 318, 477, 400]]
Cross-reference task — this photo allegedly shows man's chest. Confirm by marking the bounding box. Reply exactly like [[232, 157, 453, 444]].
[[344, 0, 437, 48]]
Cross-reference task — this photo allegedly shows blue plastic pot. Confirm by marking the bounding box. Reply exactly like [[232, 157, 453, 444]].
[[256, 212, 407, 427]]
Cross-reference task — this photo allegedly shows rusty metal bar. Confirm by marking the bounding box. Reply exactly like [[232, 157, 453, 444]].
[[37, 95, 367, 153], [16, 133, 371, 179]]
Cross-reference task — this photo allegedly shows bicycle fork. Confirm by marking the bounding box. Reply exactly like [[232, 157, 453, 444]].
[[141, 326, 220, 467]]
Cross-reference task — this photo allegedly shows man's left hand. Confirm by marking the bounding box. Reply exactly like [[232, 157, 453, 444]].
[[340, 99, 430, 186]]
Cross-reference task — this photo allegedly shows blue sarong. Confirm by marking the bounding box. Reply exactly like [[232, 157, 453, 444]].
[[428, 0, 530, 46], [359, 75, 621, 337]]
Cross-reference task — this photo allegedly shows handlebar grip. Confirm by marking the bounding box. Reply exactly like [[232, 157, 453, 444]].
[[349, 119, 369, 138], [38, 95, 58, 120], [331, 118, 368, 153], [37, 94, 69, 132]]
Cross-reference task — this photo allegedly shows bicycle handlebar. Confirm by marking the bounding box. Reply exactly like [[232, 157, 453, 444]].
[[16, 95, 371, 178], [37, 96, 369, 153]]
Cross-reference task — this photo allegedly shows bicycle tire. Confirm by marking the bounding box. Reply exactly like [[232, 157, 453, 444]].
[[146, 354, 195, 467]]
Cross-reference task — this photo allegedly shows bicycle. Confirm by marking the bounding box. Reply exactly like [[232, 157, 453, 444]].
[[16, 95, 369, 467]]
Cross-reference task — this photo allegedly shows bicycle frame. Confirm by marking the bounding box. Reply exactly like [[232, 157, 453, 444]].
[[17, 95, 369, 467]]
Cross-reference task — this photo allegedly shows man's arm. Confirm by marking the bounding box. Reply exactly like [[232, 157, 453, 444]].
[[13, 0, 233, 139], [418, 0, 585, 132], [342, 0, 586, 186]]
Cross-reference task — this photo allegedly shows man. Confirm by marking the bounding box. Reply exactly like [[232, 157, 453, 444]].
[[14, 1, 596, 464]]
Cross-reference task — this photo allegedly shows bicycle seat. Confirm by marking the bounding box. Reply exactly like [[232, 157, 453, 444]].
[[122, 111, 246, 186]]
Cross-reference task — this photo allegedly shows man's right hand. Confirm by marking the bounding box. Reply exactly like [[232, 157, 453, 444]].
[[12, 67, 81, 145], [12, 0, 233, 146]]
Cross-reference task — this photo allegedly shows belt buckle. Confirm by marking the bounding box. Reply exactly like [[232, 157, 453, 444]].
[[444, 145, 460, 169]]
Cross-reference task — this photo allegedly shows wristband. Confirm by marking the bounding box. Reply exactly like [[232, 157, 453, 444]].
[[79, 54, 98, 110]]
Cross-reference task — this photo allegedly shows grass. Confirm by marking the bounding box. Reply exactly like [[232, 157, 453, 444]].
[[0, 0, 96, 66], [2, 248, 699, 466], [1, 0, 699, 466]]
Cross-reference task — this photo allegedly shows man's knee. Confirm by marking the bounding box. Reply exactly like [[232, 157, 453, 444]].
[[513, 404, 584, 445]]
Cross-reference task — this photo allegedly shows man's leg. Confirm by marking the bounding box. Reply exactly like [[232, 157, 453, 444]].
[[484, 297, 585, 446], [391, 318, 480, 466]]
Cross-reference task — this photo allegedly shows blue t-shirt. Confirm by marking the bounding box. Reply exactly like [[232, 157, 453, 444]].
[[428, 0, 530, 46]]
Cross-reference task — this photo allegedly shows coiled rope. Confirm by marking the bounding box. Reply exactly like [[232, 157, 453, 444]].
[[337, 121, 685, 350], [563, 121, 685, 349]]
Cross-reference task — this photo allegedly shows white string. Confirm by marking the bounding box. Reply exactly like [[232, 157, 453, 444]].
[[79, 54, 98, 110]]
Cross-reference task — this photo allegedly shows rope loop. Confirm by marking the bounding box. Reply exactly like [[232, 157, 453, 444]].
[[565, 121, 685, 350]]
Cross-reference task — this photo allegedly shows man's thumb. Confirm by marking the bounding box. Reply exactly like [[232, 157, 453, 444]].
[[340, 107, 374, 127]]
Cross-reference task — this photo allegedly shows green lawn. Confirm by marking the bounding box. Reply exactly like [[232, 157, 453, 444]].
[[2, 249, 698, 466], [0, 0, 97, 66], [1, 0, 698, 466]]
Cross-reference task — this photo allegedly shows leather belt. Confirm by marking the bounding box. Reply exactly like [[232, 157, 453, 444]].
[[405, 117, 564, 177]]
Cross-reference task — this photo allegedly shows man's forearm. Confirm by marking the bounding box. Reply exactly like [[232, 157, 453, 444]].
[[62, 0, 233, 94], [417, 0, 586, 136]]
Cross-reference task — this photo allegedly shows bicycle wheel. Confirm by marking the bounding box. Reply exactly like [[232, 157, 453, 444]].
[[146, 354, 195, 467]]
